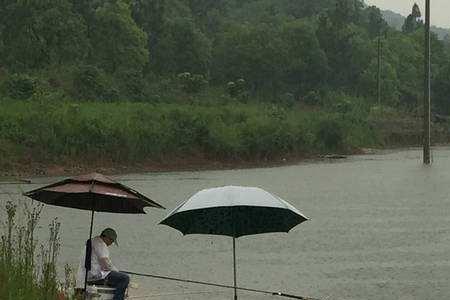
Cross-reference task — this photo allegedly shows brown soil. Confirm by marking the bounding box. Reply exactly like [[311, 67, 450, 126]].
[[0, 151, 340, 180], [3, 142, 447, 181]]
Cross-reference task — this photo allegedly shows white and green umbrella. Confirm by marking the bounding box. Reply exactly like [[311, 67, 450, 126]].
[[160, 186, 308, 300]]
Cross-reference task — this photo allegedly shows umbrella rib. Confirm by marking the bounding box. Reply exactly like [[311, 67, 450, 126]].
[[23, 173, 165, 214], [116, 182, 165, 209]]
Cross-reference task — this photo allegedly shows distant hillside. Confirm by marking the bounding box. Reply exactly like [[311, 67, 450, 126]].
[[381, 9, 450, 39], [431, 26, 450, 40], [381, 9, 404, 30]]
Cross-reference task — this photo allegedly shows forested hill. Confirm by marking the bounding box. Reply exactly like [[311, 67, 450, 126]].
[[1, 0, 450, 175], [381, 9, 405, 30], [0, 0, 449, 113], [381, 9, 450, 39]]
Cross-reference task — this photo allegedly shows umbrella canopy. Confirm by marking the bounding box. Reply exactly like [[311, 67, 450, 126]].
[[24, 172, 164, 298], [24, 172, 164, 212], [160, 186, 308, 300], [160, 186, 307, 237]]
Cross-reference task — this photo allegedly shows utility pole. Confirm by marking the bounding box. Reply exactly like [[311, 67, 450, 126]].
[[423, 0, 431, 164], [377, 34, 381, 106]]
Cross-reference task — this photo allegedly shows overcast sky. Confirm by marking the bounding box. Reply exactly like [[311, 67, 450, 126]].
[[365, 0, 450, 28]]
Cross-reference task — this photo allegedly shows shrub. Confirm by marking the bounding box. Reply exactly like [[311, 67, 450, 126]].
[[0, 200, 64, 300], [177, 72, 208, 94], [303, 90, 321, 106], [226, 78, 247, 99], [0, 100, 378, 169], [316, 119, 345, 151], [239, 115, 295, 160], [280, 92, 295, 107], [2, 74, 36, 99], [72, 65, 118, 101], [115, 70, 145, 101], [164, 108, 211, 153]]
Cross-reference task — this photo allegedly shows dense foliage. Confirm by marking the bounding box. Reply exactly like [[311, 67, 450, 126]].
[[0, 98, 379, 170], [0, 0, 448, 109], [0, 0, 449, 170]]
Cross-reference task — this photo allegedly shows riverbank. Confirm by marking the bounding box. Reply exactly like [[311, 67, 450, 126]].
[[0, 146, 432, 180], [2, 142, 449, 180], [0, 100, 376, 179], [1, 100, 448, 180], [0, 151, 322, 179]]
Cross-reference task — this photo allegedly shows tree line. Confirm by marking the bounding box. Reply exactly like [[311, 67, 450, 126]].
[[0, 0, 449, 113]]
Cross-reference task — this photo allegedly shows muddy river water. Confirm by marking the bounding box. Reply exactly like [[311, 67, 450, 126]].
[[2, 147, 450, 300]]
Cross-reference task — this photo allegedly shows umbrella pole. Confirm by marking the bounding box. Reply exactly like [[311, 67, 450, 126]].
[[84, 209, 95, 300], [233, 237, 237, 300]]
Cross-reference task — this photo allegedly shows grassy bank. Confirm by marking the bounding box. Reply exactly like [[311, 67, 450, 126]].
[[0, 98, 382, 176]]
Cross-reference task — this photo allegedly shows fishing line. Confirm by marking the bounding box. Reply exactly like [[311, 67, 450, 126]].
[[127, 290, 229, 299], [122, 270, 321, 300], [0, 179, 32, 184]]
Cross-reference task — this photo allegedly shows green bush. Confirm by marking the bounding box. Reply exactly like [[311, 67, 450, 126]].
[[0, 201, 65, 300], [226, 78, 247, 98], [177, 72, 208, 94], [0, 100, 378, 169], [303, 90, 321, 106], [116, 70, 146, 101], [2, 74, 36, 99], [239, 113, 296, 160], [164, 108, 211, 153], [72, 65, 118, 101], [316, 118, 345, 151]]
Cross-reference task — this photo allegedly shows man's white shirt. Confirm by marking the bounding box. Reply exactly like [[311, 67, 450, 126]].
[[76, 236, 113, 288]]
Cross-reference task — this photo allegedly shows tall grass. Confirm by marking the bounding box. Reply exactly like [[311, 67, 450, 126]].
[[0, 200, 65, 300], [0, 98, 378, 170]]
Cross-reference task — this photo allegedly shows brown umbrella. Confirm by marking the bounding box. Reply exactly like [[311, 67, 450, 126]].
[[23, 172, 165, 296], [24, 172, 164, 213]]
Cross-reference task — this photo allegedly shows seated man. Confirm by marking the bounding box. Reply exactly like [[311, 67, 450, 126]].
[[76, 228, 130, 300]]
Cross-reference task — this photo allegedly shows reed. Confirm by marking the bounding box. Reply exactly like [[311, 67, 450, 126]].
[[0, 200, 68, 300]]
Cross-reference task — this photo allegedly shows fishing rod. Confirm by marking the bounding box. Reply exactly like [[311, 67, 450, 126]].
[[122, 270, 321, 300], [0, 179, 32, 185], [127, 290, 229, 299]]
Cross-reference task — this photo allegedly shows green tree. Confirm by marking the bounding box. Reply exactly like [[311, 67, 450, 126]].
[[152, 18, 211, 75], [359, 59, 400, 105], [281, 20, 329, 97], [283, 0, 337, 18], [70, 0, 97, 30], [131, 0, 165, 57], [317, 10, 373, 88], [383, 31, 422, 107], [364, 5, 388, 39], [212, 22, 288, 94], [0, 0, 88, 70], [329, 0, 364, 29], [91, 0, 149, 74], [434, 62, 450, 114], [187, 0, 230, 34], [443, 34, 450, 48], [402, 3, 423, 33]]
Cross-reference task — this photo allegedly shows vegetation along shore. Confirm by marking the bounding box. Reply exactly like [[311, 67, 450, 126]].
[[1, 99, 449, 178], [1, 0, 450, 178]]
